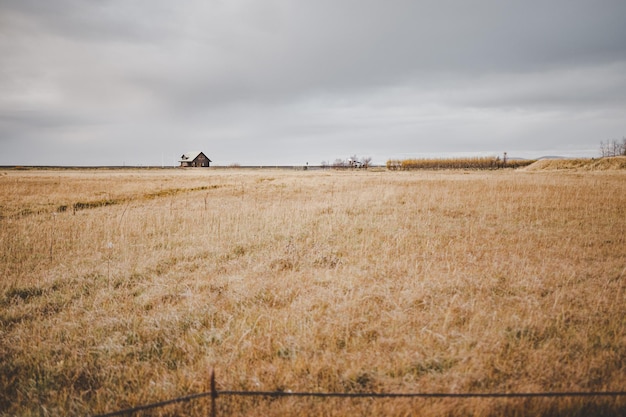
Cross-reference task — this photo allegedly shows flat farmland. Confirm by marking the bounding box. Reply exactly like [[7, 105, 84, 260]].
[[1, 168, 625, 416]]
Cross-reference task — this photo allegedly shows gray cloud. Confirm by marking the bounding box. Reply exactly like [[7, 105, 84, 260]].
[[1, 0, 624, 165]]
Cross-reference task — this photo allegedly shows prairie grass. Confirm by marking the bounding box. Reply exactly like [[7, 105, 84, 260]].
[[0, 168, 625, 416]]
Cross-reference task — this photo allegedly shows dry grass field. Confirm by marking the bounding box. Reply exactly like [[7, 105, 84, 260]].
[[1, 165, 625, 416]]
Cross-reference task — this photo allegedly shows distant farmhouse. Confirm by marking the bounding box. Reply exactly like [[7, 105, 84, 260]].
[[179, 151, 212, 167]]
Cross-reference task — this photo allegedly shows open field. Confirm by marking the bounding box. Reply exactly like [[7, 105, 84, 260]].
[[1, 167, 625, 416]]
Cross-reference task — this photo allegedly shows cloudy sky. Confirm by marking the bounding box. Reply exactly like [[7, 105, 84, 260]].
[[1, 0, 625, 166]]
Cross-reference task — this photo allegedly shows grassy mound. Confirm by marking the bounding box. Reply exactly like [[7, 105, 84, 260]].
[[524, 156, 626, 171]]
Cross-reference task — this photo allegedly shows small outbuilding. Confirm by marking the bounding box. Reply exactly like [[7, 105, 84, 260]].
[[179, 151, 212, 167]]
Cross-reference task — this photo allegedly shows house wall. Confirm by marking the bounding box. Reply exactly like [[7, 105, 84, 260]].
[[193, 154, 210, 167]]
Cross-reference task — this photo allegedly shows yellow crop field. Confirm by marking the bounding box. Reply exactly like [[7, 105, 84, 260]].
[[1, 167, 625, 416], [386, 156, 535, 170]]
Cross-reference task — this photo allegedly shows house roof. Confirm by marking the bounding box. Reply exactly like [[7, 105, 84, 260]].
[[179, 151, 211, 162]]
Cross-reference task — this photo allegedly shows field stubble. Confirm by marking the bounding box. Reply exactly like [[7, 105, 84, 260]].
[[0, 168, 625, 416]]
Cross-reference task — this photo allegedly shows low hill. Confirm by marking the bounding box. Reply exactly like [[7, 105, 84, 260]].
[[523, 156, 626, 171]]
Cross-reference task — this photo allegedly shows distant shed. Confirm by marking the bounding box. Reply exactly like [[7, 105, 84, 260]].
[[179, 151, 212, 167]]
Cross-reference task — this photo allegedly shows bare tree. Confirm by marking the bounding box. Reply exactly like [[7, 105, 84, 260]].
[[600, 140, 610, 157], [360, 156, 372, 168], [600, 138, 626, 157], [347, 155, 359, 168]]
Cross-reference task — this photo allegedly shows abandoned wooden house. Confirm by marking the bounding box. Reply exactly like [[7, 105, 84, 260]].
[[179, 151, 212, 167]]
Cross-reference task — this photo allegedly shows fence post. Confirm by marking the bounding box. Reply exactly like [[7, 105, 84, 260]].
[[210, 369, 217, 417]]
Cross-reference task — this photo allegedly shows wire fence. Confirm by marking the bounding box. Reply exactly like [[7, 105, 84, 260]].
[[90, 370, 626, 417]]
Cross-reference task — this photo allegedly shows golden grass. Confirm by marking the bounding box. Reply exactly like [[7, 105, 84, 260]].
[[1, 168, 625, 416], [523, 156, 626, 171]]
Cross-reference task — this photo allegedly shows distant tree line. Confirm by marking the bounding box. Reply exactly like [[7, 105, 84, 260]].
[[600, 138, 626, 157]]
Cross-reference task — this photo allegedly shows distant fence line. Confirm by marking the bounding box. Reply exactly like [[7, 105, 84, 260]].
[[1, 161, 536, 171], [0, 165, 375, 171], [92, 370, 626, 417]]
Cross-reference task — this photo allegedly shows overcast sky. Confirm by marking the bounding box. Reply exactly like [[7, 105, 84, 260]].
[[1, 0, 625, 166]]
